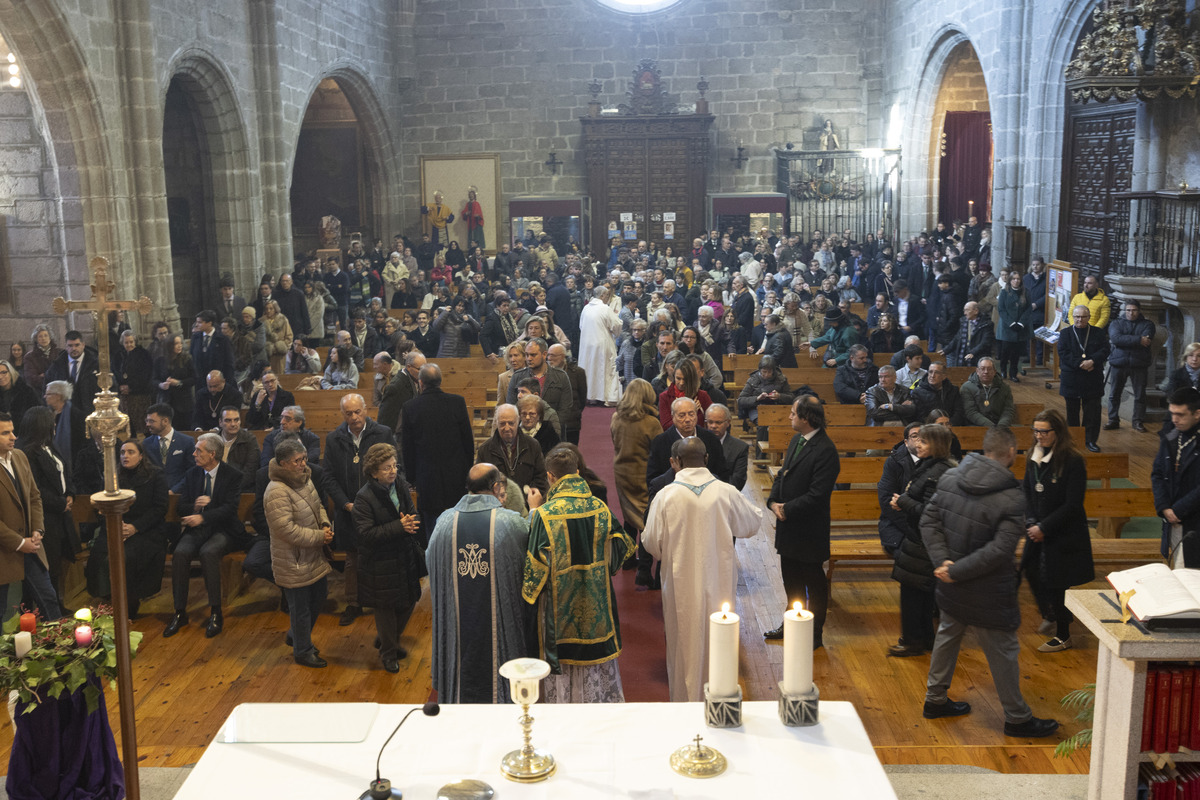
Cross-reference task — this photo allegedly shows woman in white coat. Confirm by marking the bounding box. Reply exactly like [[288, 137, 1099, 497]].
[[577, 286, 623, 405]]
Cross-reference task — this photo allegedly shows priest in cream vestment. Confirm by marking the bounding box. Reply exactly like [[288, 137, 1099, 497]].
[[642, 437, 762, 701]]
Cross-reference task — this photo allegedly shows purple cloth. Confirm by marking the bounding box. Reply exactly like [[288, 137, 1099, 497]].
[[6, 678, 125, 799]]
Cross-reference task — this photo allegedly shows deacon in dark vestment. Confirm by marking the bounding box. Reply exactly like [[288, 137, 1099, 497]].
[[427, 463, 531, 703]]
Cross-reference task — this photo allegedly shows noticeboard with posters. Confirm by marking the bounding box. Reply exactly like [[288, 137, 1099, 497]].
[[1046, 262, 1078, 330]]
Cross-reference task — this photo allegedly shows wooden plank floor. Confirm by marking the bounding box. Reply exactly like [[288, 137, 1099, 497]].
[[0, 364, 1159, 774]]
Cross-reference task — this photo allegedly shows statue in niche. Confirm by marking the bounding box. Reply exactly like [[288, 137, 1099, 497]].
[[818, 119, 840, 174], [421, 190, 454, 248], [320, 215, 342, 249], [461, 186, 485, 250]]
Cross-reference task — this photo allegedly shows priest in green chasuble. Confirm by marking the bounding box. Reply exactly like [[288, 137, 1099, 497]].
[[523, 447, 633, 703]]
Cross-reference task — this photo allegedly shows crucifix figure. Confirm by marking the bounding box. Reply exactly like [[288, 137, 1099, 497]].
[[52, 256, 153, 395], [50, 255, 150, 800]]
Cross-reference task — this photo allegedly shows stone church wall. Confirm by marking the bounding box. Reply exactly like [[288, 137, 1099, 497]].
[[400, 0, 882, 243]]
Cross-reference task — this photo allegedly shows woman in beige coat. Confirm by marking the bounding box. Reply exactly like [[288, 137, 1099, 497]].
[[264, 438, 333, 668], [262, 299, 293, 376], [610, 379, 665, 586]]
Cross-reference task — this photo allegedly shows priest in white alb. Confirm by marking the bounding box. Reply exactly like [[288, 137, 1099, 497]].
[[641, 436, 763, 701], [577, 286, 623, 405]]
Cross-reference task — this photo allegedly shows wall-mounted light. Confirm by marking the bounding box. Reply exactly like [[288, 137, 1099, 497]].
[[6, 52, 19, 88]]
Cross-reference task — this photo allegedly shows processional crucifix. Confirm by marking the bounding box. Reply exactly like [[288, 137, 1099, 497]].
[[51, 256, 152, 800]]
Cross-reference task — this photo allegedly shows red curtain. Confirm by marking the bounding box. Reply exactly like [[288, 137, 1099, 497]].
[[938, 111, 992, 226]]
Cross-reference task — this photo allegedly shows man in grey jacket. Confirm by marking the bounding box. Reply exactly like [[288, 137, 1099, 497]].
[[919, 426, 1059, 738]]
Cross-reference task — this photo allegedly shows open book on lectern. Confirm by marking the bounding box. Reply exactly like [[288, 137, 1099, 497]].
[[1108, 564, 1200, 630]]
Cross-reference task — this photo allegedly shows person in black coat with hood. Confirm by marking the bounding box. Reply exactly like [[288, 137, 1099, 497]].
[[888, 423, 957, 657], [0, 361, 43, 437], [353, 443, 424, 673], [1021, 409, 1093, 653]]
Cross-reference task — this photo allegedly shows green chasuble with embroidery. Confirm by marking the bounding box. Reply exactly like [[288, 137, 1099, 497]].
[[522, 474, 634, 672]]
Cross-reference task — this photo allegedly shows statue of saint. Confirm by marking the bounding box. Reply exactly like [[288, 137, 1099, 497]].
[[818, 119, 840, 174], [462, 187, 485, 250], [421, 191, 454, 248]]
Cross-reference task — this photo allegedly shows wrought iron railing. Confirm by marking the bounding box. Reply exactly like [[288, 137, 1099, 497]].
[[775, 149, 901, 240], [1112, 191, 1200, 279]]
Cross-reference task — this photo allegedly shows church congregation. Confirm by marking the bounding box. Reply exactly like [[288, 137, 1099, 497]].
[[6, 0, 1200, 789]]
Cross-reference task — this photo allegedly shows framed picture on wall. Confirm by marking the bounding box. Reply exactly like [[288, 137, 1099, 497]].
[[419, 154, 501, 254]]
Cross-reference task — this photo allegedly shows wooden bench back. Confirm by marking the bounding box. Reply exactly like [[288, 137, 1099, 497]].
[[755, 402, 1047, 429], [801, 451, 1130, 484], [766, 424, 1082, 454], [820, 487, 1155, 523]]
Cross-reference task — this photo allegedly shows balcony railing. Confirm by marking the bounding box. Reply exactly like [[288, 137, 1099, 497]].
[[1112, 191, 1200, 280]]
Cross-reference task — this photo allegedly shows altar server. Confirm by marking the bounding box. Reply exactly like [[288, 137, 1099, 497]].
[[642, 436, 762, 701]]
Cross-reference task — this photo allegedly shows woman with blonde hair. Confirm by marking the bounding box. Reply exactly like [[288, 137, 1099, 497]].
[[497, 341, 526, 402], [611, 379, 664, 584], [263, 299, 293, 375]]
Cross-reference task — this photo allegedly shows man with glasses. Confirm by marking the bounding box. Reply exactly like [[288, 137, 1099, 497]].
[[246, 371, 295, 430], [260, 406, 320, 466], [1058, 305, 1110, 452]]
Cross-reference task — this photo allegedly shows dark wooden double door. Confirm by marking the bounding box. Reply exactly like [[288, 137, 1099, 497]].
[[1059, 102, 1136, 279], [581, 115, 713, 255]]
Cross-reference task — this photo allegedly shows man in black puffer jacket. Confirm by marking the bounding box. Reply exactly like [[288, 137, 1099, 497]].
[[877, 423, 921, 555], [918, 426, 1059, 738]]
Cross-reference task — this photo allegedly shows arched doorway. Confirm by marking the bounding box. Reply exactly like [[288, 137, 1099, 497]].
[[162, 75, 216, 319], [930, 41, 992, 229], [290, 78, 374, 254]]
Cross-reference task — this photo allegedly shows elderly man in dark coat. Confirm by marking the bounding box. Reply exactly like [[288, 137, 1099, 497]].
[[475, 404, 548, 496], [401, 364, 475, 545], [920, 426, 1058, 738], [321, 392, 397, 627], [1057, 304, 1110, 452]]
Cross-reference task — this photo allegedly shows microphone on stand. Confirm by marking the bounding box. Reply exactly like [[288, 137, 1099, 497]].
[[359, 700, 441, 800]]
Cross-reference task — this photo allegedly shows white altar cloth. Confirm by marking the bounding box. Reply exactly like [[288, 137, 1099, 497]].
[[173, 699, 896, 799]]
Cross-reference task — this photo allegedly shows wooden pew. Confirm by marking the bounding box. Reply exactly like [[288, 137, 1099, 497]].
[[769, 451, 1131, 488], [764, 424, 1082, 457], [755, 402, 1047, 430]]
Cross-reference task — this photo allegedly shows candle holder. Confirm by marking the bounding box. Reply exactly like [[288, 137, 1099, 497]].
[[498, 658, 556, 783], [704, 683, 743, 728], [778, 680, 820, 727]]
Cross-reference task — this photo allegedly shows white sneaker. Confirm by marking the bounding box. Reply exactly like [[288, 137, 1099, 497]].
[[1037, 619, 1056, 636], [1038, 637, 1072, 653]]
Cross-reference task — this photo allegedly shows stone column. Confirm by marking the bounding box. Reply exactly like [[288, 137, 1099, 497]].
[[113, 0, 177, 329], [250, 0, 291, 280]]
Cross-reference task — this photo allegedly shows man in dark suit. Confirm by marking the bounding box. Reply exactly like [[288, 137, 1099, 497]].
[[192, 370, 243, 432], [765, 395, 841, 646], [163, 433, 246, 638], [274, 274, 311, 338], [190, 310, 236, 389], [1153, 388, 1200, 567], [646, 397, 730, 488], [245, 371, 295, 429], [402, 365, 474, 545], [143, 403, 196, 489], [321, 392, 397, 626], [218, 278, 247, 320], [0, 411, 60, 620], [44, 331, 100, 414], [705, 403, 749, 492], [377, 351, 423, 432]]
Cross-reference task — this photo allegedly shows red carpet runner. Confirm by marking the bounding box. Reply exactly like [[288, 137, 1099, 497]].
[[578, 405, 669, 702]]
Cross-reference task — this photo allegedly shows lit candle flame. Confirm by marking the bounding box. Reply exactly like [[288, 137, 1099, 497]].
[[793, 601, 802, 613], [721, 602, 730, 619]]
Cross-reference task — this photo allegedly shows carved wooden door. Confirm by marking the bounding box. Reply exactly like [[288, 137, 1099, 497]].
[[1058, 102, 1136, 279], [582, 116, 713, 255]]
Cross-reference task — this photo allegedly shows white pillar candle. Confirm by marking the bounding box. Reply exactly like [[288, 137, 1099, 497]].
[[782, 601, 814, 695], [13, 631, 31, 658], [708, 603, 740, 698]]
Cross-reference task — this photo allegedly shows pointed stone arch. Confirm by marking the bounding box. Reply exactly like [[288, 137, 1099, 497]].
[[289, 62, 400, 250], [0, 0, 121, 339], [898, 27, 993, 237], [162, 48, 260, 312]]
